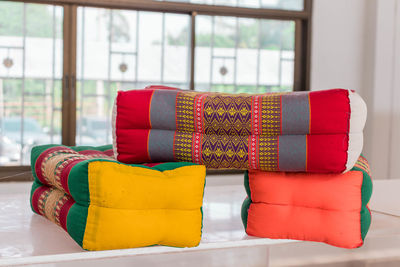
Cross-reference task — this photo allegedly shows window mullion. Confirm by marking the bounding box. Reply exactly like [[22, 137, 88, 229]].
[[293, 19, 303, 91], [189, 11, 196, 90], [62, 4, 78, 146], [293, 1, 311, 92]]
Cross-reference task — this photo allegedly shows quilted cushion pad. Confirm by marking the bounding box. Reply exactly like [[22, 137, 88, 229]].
[[241, 156, 373, 248], [30, 145, 206, 250], [113, 87, 366, 173]]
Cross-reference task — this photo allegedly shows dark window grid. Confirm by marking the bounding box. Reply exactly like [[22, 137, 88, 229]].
[[0, 4, 60, 163], [0, 0, 311, 178]]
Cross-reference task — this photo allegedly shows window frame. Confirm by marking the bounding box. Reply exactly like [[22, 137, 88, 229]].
[[0, 0, 312, 181]]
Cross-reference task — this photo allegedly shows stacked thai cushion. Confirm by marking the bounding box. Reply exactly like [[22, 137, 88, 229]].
[[30, 86, 370, 250], [112, 88, 366, 173], [241, 156, 372, 248], [112, 86, 370, 249], [30, 145, 206, 250]]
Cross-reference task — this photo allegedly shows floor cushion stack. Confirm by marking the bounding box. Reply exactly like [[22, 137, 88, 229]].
[[241, 156, 372, 248], [112, 86, 370, 248], [113, 88, 366, 173], [30, 144, 206, 250], [30, 86, 371, 250]]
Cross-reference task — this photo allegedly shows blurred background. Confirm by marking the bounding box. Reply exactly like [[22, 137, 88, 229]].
[[0, 0, 399, 182], [0, 0, 300, 166]]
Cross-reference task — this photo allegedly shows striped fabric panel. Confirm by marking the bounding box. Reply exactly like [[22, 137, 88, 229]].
[[354, 156, 371, 177], [33, 185, 75, 231], [35, 146, 115, 194]]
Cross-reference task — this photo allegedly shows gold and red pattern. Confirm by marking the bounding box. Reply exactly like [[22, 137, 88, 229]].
[[201, 134, 249, 169], [258, 136, 279, 171], [192, 133, 203, 164], [252, 96, 262, 135], [40, 148, 113, 192], [260, 94, 281, 136], [175, 132, 250, 169], [36, 186, 72, 227], [37, 187, 52, 216], [40, 148, 78, 187], [203, 94, 252, 136], [248, 135, 259, 169], [53, 194, 70, 226], [174, 132, 193, 162], [45, 154, 87, 190], [176, 91, 284, 136], [176, 91, 197, 132], [194, 94, 208, 133], [173, 91, 284, 170]]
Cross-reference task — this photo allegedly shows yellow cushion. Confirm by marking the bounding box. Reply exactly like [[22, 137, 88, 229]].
[[81, 162, 206, 250]]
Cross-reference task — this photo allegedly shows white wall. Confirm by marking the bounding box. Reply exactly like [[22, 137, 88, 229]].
[[311, 0, 366, 92], [311, 0, 400, 179], [367, 0, 400, 180]]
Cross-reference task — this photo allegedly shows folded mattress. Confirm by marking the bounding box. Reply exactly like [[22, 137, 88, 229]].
[[241, 156, 373, 248], [113, 87, 367, 173], [30, 145, 206, 250]]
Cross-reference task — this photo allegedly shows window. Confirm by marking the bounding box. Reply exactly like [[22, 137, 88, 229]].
[[76, 8, 191, 145], [0, 2, 63, 166], [157, 0, 304, 10], [194, 16, 295, 93], [0, 0, 312, 179]]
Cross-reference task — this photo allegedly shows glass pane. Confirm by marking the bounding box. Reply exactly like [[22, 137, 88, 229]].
[[195, 16, 295, 93], [156, 0, 303, 11], [76, 7, 190, 145], [0, 2, 63, 166]]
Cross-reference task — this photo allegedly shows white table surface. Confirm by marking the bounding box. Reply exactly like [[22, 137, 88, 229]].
[[0, 176, 399, 267], [369, 179, 400, 216]]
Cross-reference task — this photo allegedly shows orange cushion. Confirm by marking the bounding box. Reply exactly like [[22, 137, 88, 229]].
[[242, 157, 372, 248]]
